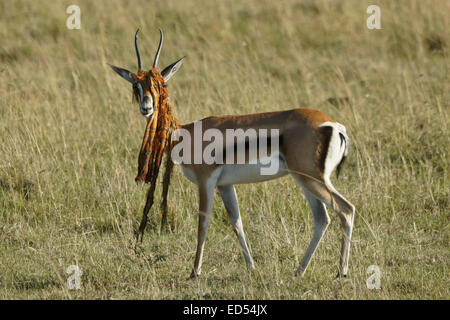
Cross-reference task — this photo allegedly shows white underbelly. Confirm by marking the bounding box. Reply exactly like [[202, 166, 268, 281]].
[[180, 153, 288, 186], [217, 159, 288, 186]]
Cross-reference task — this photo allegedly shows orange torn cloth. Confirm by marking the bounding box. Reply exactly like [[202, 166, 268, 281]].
[[135, 77, 180, 183]]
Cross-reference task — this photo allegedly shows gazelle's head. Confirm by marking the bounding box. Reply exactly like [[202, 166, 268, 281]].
[[109, 29, 183, 118]]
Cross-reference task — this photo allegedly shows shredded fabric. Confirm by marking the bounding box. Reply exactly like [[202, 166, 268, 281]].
[[135, 68, 180, 239]]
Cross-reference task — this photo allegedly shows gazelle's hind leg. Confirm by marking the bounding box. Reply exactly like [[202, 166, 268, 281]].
[[294, 176, 355, 277], [218, 185, 255, 270], [292, 181, 331, 277], [328, 183, 355, 277]]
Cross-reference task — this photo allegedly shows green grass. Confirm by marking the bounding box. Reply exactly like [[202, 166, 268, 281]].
[[0, 0, 448, 299]]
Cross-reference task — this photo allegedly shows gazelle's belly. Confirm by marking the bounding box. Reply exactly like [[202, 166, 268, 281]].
[[179, 152, 288, 186], [217, 157, 288, 185]]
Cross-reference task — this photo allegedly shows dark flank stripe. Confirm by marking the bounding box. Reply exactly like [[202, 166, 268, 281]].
[[220, 134, 284, 164]]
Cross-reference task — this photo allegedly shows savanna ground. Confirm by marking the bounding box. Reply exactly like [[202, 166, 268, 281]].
[[0, 0, 448, 299]]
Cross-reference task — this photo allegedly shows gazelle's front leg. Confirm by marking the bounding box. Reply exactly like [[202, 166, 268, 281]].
[[190, 181, 216, 278], [218, 185, 255, 270]]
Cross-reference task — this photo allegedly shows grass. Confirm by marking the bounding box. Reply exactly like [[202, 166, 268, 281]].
[[0, 0, 448, 299]]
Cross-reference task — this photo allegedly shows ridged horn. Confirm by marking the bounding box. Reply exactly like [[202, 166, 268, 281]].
[[153, 28, 163, 68], [135, 28, 142, 71]]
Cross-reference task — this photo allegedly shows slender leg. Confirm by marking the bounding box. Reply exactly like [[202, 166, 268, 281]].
[[316, 181, 355, 277], [329, 186, 355, 277], [135, 152, 162, 243], [293, 175, 355, 277], [136, 173, 158, 243], [160, 154, 174, 232], [218, 185, 255, 270], [292, 182, 331, 277], [190, 181, 216, 278]]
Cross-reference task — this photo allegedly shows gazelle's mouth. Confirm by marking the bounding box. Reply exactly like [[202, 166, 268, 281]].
[[140, 107, 154, 117]]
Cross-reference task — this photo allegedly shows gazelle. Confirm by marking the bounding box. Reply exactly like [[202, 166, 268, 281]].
[[109, 29, 355, 278]]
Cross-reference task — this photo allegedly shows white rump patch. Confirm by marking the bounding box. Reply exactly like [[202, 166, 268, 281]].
[[319, 122, 349, 182]]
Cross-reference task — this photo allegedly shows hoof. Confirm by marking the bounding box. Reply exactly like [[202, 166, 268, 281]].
[[336, 272, 347, 279], [295, 268, 305, 277], [190, 270, 200, 279]]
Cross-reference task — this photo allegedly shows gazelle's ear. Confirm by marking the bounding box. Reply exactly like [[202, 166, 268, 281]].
[[161, 57, 184, 83], [108, 64, 134, 83]]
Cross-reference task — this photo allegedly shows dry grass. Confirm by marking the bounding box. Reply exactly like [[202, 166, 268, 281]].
[[0, 0, 448, 299]]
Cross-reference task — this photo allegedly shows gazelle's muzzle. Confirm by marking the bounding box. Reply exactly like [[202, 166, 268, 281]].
[[140, 96, 154, 117]]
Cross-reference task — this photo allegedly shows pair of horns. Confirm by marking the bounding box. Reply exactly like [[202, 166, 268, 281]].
[[135, 28, 163, 71]]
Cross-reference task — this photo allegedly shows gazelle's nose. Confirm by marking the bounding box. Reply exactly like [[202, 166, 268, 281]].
[[140, 96, 153, 116], [140, 106, 152, 115]]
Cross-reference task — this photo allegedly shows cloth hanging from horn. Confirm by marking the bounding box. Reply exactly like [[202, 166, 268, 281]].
[[135, 70, 180, 184], [133, 29, 179, 183], [132, 29, 180, 238]]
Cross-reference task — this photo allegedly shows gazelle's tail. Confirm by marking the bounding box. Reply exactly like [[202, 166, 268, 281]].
[[336, 129, 349, 178]]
